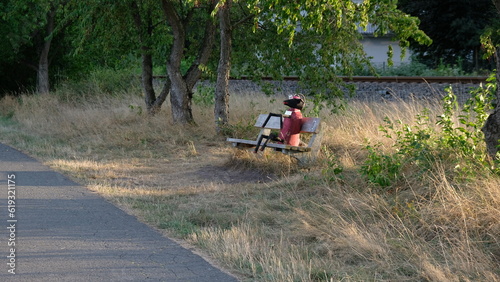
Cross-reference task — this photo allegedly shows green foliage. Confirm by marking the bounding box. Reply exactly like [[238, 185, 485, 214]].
[[237, 0, 431, 112], [480, 16, 500, 59], [398, 0, 496, 72], [193, 84, 215, 106], [219, 118, 258, 138], [0, 105, 15, 121], [437, 86, 491, 161], [360, 109, 436, 188], [54, 68, 141, 101], [1, 0, 433, 106], [128, 104, 143, 115], [321, 146, 344, 183], [357, 59, 489, 77], [89, 68, 140, 94], [360, 77, 497, 187], [0, 0, 74, 93], [360, 143, 403, 187]]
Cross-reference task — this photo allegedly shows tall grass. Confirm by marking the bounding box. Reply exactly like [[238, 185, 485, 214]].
[[0, 86, 498, 281]]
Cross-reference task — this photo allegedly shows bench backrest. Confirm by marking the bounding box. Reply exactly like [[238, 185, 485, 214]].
[[301, 117, 321, 133], [254, 114, 321, 133]]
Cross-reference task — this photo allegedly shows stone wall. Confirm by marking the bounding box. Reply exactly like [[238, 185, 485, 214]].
[[207, 80, 481, 104], [349, 81, 478, 103]]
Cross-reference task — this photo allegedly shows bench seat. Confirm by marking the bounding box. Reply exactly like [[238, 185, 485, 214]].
[[226, 113, 323, 163], [226, 138, 312, 152]]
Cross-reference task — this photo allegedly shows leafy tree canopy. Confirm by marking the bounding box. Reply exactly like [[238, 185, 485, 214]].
[[232, 0, 431, 110], [0, 0, 76, 93], [398, 0, 497, 72]]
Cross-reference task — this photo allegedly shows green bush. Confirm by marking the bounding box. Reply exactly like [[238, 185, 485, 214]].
[[54, 67, 141, 101], [355, 58, 489, 77], [359, 143, 403, 187], [360, 73, 498, 187], [192, 84, 215, 106], [219, 119, 258, 138]]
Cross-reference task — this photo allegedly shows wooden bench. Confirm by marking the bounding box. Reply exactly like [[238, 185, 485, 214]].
[[226, 114, 323, 163]]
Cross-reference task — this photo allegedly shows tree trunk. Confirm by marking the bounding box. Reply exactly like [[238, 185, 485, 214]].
[[184, 3, 217, 91], [162, 0, 217, 124], [141, 51, 170, 115], [37, 8, 56, 94], [483, 111, 500, 160], [37, 48, 50, 94], [169, 73, 194, 123], [214, 0, 232, 134], [130, 1, 169, 115], [141, 52, 156, 110], [151, 78, 171, 114], [482, 46, 500, 159], [162, 0, 192, 124]]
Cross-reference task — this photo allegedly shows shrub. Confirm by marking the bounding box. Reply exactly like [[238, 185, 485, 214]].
[[192, 84, 215, 106], [54, 67, 141, 102], [360, 76, 497, 187]]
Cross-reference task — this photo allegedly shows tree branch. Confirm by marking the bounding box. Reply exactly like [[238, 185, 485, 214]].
[[162, 0, 186, 70], [184, 0, 218, 90], [234, 14, 254, 28]]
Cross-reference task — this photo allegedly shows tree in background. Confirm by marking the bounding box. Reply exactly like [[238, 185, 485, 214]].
[[213, 0, 259, 133], [71, 0, 172, 114], [56, 0, 217, 122], [129, 0, 170, 114], [1, 0, 72, 94], [481, 0, 500, 159], [228, 0, 431, 111], [161, 0, 218, 124], [1, 0, 430, 128], [398, 0, 496, 72], [0, 1, 34, 94], [214, 0, 233, 133]]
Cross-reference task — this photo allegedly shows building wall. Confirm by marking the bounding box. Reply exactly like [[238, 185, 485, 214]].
[[360, 36, 411, 67]]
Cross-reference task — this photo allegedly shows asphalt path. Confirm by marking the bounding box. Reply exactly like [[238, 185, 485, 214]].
[[0, 143, 238, 281]]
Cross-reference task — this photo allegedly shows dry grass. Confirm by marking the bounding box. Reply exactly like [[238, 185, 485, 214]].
[[0, 90, 499, 281]]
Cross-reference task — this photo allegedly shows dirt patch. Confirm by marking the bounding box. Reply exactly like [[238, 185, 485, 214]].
[[88, 145, 278, 191], [193, 165, 276, 184]]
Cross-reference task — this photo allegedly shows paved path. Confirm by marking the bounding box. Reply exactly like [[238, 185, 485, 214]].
[[0, 143, 238, 281]]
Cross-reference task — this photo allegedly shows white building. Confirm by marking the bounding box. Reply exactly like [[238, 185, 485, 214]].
[[359, 23, 411, 67], [352, 0, 411, 67]]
